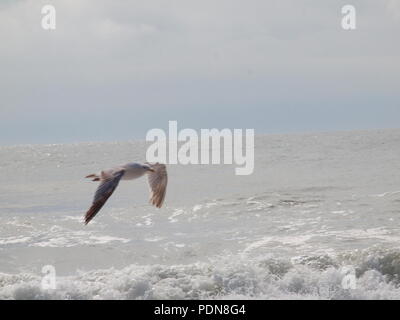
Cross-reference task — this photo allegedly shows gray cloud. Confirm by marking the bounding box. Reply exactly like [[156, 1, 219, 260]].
[[0, 0, 399, 144]]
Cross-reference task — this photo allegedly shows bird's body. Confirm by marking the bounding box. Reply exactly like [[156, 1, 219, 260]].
[[92, 163, 149, 181], [121, 163, 148, 180], [84, 162, 168, 225]]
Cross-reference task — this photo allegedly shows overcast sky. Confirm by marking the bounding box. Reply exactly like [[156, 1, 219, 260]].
[[0, 0, 399, 145]]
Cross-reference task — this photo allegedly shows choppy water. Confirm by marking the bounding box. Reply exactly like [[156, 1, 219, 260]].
[[1, 129, 400, 299]]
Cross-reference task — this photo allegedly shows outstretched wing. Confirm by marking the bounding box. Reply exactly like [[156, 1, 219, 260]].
[[147, 163, 168, 208], [84, 170, 125, 224]]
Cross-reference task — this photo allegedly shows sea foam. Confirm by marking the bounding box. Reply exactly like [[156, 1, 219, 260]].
[[2, 248, 400, 300]]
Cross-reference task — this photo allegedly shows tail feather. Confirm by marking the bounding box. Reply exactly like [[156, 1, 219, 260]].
[[85, 174, 100, 181]]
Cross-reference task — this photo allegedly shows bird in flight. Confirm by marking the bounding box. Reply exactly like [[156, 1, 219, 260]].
[[84, 162, 168, 225]]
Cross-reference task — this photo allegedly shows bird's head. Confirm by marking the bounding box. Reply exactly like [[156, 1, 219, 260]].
[[142, 164, 155, 172]]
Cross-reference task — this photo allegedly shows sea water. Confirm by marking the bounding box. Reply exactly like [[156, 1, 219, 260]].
[[1, 129, 400, 299]]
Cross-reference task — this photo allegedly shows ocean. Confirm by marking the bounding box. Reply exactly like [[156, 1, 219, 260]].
[[1, 129, 400, 299]]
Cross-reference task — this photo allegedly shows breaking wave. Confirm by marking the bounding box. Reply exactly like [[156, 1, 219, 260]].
[[2, 247, 400, 300]]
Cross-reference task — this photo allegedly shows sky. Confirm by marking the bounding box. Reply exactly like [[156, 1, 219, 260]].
[[0, 0, 399, 145]]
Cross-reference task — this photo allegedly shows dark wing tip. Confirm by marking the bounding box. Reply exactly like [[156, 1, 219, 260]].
[[84, 190, 114, 225], [83, 170, 125, 225], [84, 203, 101, 225]]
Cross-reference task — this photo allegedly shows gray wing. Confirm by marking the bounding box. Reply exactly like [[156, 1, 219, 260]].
[[147, 163, 168, 208], [84, 170, 125, 224]]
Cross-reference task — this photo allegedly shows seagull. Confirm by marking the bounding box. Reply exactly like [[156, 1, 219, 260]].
[[83, 162, 168, 225]]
